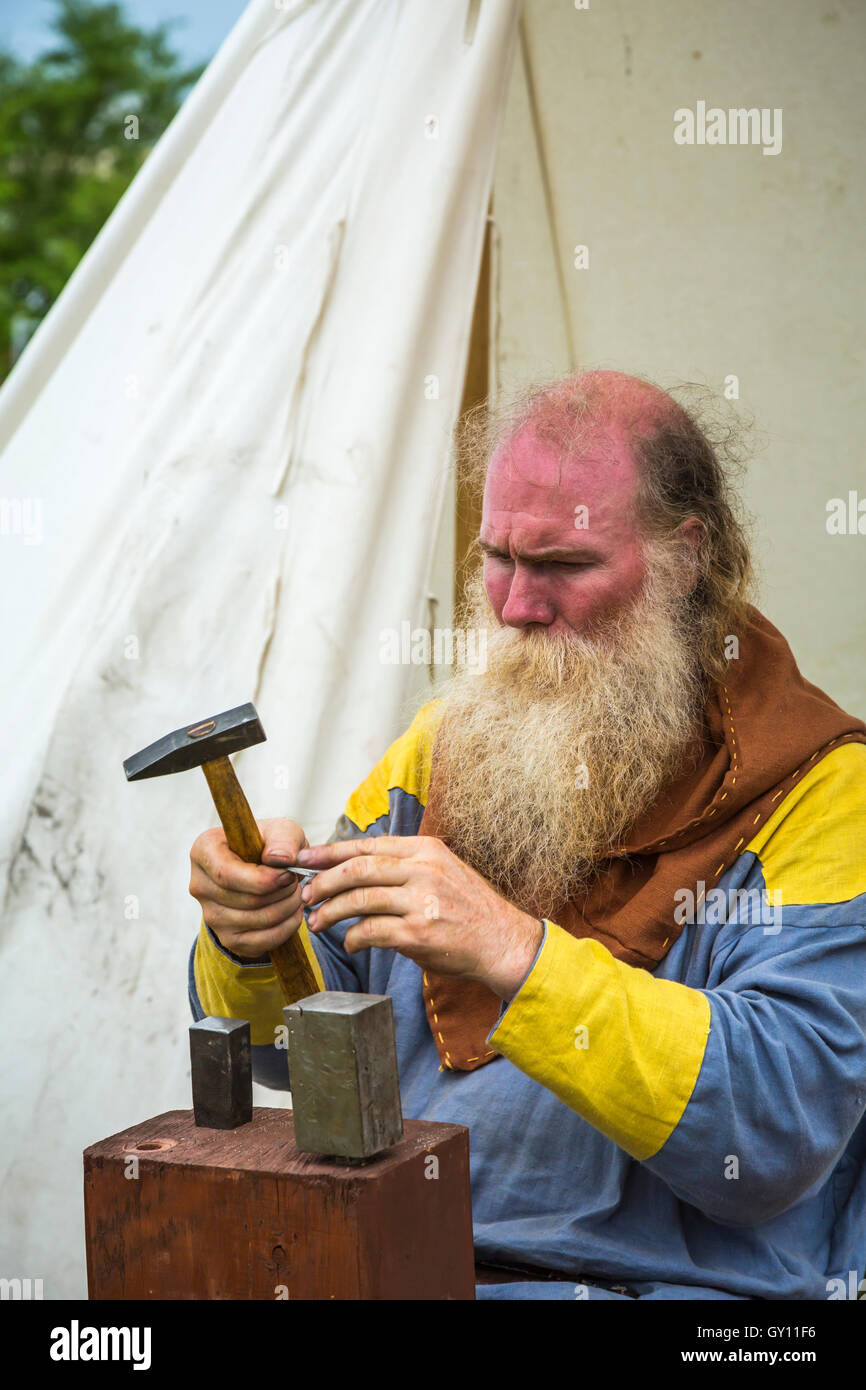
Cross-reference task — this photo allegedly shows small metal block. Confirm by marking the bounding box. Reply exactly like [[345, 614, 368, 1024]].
[[189, 1017, 252, 1129], [284, 992, 403, 1160]]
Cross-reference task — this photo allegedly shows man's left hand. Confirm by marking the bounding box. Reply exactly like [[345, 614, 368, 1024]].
[[296, 836, 544, 1002]]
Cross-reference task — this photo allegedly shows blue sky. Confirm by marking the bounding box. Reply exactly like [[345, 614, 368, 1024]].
[[1, 0, 249, 67]]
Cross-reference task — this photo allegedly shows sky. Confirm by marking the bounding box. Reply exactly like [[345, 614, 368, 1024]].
[[0, 0, 250, 67]]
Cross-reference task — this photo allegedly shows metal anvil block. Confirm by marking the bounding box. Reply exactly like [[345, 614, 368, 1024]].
[[189, 1017, 252, 1129], [284, 992, 403, 1160]]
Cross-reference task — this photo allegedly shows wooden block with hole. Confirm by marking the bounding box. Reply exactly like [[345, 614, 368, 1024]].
[[83, 1108, 475, 1300]]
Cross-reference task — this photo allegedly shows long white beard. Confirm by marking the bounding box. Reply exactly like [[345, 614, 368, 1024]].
[[430, 546, 708, 917]]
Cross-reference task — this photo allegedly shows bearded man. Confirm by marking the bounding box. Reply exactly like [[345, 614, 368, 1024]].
[[188, 370, 866, 1301]]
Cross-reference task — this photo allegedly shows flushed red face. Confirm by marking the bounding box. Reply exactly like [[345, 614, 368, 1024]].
[[480, 419, 650, 638]]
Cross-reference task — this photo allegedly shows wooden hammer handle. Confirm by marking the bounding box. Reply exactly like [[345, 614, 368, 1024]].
[[201, 756, 320, 1004]]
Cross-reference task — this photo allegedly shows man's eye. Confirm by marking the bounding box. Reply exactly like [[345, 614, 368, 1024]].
[[484, 553, 595, 568]]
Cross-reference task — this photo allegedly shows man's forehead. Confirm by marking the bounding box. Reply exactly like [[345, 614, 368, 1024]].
[[483, 421, 640, 522]]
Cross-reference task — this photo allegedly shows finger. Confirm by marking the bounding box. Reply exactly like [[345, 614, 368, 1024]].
[[190, 863, 303, 913], [342, 916, 415, 955], [296, 835, 427, 871], [195, 835, 299, 897], [259, 818, 309, 868], [218, 913, 307, 959], [204, 894, 306, 940], [307, 886, 411, 933], [302, 854, 410, 907]]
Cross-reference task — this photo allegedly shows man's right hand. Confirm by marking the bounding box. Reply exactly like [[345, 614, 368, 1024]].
[[189, 817, 309, 960]]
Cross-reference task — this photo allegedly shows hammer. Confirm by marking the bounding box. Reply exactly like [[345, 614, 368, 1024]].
[[123, 702, 319, 1003]]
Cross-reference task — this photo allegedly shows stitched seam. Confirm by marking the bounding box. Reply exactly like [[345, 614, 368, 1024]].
[[423, 969, 496, 1070], [707, 736, 854, 887], [641, 683, 740, 852], [640, 707, 859, 858]]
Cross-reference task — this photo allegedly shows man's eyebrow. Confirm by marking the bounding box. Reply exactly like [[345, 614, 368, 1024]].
[[478, 539, 604, 562]]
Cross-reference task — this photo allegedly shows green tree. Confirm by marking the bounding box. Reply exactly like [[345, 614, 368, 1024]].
[[0, 0, 205, 381]]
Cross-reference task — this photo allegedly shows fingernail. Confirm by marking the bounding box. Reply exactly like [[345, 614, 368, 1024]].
[[267, 847, 295, 863], [301, 884, 311, 901]]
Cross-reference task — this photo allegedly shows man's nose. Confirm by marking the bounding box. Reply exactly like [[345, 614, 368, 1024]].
[[500, 567, 556, 627]]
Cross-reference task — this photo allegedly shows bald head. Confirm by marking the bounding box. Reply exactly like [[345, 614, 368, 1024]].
[[492, 369, 691, 483], [545, 367, 685, 431]]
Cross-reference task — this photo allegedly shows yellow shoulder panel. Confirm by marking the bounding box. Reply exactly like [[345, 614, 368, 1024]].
[[344, 699, 443, 832], [488, 921, 711, 1160], [745, 742, 866, 905]]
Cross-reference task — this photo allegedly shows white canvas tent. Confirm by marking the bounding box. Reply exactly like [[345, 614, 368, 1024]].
[[0, 0, 520, 1298]]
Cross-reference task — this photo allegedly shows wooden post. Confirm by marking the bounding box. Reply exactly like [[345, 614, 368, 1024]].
[[455, 203, 492, 617], [84, 1109, 476, 1301]]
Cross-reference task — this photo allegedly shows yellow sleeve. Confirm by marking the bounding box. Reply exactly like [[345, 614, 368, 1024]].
[[192, 916, 325, 1047], [487, 920, 710, 1161]]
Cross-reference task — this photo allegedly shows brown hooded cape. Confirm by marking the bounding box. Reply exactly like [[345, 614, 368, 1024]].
[[417, 606, 866, 1072]]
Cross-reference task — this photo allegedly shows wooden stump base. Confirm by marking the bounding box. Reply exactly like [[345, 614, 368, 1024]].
[[83, 1107, 475, 1300]]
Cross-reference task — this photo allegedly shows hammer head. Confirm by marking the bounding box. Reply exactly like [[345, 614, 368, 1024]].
[[123, 703, 266, 781]]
